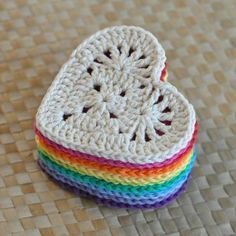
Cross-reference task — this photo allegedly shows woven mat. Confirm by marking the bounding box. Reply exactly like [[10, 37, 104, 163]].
[[0, 0, 236, 235]]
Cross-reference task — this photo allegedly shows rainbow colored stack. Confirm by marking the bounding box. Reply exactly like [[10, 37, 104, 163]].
[[35, 26, 198, 208], [35, 124, 198, 208]]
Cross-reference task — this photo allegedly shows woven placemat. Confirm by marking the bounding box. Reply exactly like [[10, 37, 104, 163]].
[[0, 0, 236, 235]]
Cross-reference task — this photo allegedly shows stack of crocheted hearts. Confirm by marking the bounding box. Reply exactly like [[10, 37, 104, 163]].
[[35, 26, 198, 208]]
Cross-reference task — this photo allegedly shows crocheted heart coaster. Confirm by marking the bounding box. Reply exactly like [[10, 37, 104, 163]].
[[35, 26, 198, 209]]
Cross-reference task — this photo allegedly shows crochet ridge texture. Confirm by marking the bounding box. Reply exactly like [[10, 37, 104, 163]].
[[35, 25, 198, 209]]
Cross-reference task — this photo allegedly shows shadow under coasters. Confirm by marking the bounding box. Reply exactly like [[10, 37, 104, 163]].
[[34, 25, 198, 209]]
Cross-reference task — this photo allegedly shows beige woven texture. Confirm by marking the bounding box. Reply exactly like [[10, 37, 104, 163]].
[[0, 0, 236, 235]]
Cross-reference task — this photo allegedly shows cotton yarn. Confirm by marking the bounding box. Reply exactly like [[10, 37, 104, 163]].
[[35, 26, 198, 208]]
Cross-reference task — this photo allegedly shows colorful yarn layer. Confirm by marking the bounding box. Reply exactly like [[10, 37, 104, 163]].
[[35, 122, 198, 208]]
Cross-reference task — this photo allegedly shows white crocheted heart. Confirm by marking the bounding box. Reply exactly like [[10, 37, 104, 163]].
[[36, 26, 196, 164]]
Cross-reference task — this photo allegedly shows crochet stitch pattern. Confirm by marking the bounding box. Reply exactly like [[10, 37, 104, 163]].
[[35, 26, 198, 209]]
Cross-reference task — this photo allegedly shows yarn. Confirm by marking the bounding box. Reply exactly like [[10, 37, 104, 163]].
[[38, 150, 196, 202], [40, 160, 188, 209], [37, 143, 194, 185], [34, 26, 198, 208], [38, 147, 194, 185]]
